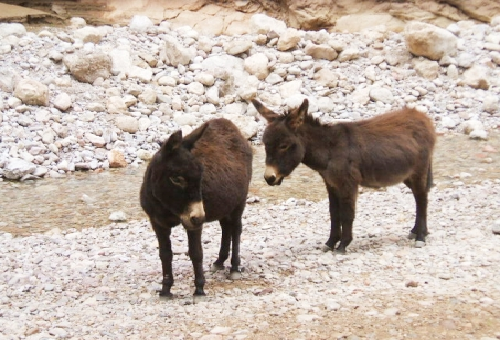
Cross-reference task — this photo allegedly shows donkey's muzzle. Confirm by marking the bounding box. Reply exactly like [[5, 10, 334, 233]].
[[264, 166, 283, 186], [265, 175, 276, 185], [190, 215, 205, 226], [264, 174, 284, 186], [181, 201, 205, 229]]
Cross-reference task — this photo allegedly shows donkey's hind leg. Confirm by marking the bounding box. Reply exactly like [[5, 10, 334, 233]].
[[213, 203, 245, 280], [211, 221, 231, 272], [404, 178, 429, 248], [228, 203, 245, 280]]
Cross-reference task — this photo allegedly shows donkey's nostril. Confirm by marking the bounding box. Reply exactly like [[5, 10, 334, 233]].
[[265, 175, 276, 185], [190, 215, 205, 226]]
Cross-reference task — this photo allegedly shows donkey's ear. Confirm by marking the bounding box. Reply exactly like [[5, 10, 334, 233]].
[[287, 99, 309, 130], [161, 130, 183, 156], [182, 123, 208, 151], [252, 99, 280, 123]]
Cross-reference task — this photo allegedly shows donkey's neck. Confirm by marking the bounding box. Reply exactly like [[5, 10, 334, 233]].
[[299, 123, 344, 172]]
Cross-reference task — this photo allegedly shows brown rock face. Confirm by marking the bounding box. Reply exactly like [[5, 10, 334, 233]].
[[443, 0, 500, 22], [3, 0, 500, 33]]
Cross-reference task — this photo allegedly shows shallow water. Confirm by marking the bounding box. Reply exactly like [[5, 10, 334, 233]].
[[0, 133, 498, 236]]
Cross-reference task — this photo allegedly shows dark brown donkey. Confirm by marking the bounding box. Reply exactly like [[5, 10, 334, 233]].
[[252, 99, 436, 253], [140, 118, 252, 299]]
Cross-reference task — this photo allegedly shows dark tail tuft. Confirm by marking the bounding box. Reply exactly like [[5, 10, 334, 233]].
[[426, 160, 434, 191]]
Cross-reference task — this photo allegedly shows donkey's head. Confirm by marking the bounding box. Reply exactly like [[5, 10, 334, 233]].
[[149, 124, 208, 230], [252, 99, 309, 186]]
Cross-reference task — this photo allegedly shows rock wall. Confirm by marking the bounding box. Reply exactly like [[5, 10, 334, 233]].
[[3, 0, 500, 34]]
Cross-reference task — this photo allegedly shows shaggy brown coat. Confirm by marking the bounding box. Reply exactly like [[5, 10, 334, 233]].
[[140, 118, 253, 297], [253, 99, 436, 252]]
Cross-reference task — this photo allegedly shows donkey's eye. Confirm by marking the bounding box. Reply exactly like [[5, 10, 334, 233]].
[[279, 144, 289, 151], [170, 176, 186, 187]]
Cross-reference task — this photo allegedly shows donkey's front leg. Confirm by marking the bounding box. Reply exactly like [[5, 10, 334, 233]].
[[153, 225, 174, 298], [187, 228, 206, 298], [323, 185, 341, 252]]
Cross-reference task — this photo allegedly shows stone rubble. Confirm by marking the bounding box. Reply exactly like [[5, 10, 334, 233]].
[[0, 180, 499, 338], [0, 14, 499, 180], [0, 13, 500, 338]]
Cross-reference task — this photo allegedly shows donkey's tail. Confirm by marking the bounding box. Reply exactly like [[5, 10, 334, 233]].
[[426, 159, 434, 192]]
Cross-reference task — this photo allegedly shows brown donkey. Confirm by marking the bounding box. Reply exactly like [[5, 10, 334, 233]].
[[252, 99, 436, 253], [140, 118, 252, 299]]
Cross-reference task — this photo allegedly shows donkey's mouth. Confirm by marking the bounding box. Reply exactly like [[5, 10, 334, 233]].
[[265, 175, 284, 186]]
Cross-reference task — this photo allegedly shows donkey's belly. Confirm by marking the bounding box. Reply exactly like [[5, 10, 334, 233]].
[[360, 170, 412, 188]]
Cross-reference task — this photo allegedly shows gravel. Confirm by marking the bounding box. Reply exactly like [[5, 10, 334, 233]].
[[1, 181, 500, 338], [1, 15, 500, 180]]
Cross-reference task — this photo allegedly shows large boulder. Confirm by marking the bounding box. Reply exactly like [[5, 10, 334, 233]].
[[73, 26, 103, 43], [3, 158, 36, 180], [305, 42, 338, 60], [250, 13, 287, 35], [63, 52, 112, 84], [162, 35, 195, 66], [128, 15, 154, 32], [53, 93, 72, 111], [109, 48, 131, 76], [107, 96, 128, 115], [0, 23, 26, 38], [279, 80, 302, 98], [115, 116, 139, 134], [369, 87, 394, 104], [313, 68, 339, 87], [277, 28, 301, 51], [458, 65, 491, 90], [14, 79, 49, 106], [224, 39, 253, 55], [244, 53, 269, 80], [108, 149, 128, 168], [413, 59, 440, 80], [404, 21, 458, 60], [0, 69, 19, 92]]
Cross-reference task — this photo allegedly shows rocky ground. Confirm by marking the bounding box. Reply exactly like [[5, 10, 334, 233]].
[[0, 12, 500, 340], [1, 183, 499, 339]]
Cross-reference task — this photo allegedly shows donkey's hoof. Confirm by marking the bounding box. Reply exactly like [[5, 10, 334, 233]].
[[334, 248, 346, 255], [193, 294, 208, 304], [415, 240, 426, 248], [229, 271, 242, 280], [158, 291, 174, 300], [210, 263, 225, 272], [407, 231, 417, 240], [321, 244, 333, 252]]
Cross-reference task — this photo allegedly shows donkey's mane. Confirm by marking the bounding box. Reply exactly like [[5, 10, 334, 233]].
[[279, 110, 323, 127]]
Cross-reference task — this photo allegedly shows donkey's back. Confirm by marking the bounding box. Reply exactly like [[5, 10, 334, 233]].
[[347, 107, 436, 189], [193, 118, 253, 222]]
